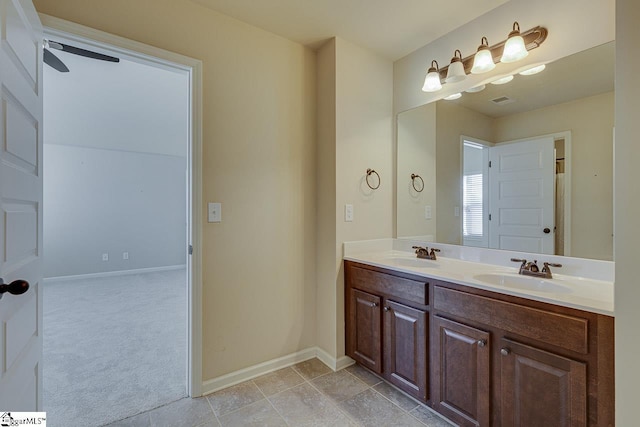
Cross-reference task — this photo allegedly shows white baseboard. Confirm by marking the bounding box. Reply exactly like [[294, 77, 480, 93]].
[[201, 347, 354, 396], [201, 348, 317, 395], [315, 346, 355, 371], [43, 264, 187, 284]]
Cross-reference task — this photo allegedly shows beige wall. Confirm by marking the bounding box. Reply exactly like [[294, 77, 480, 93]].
[[494, 92, 614, 260], [34, 0, 317, 380], [315, 37, 394, 360], [334, 37, 393, 357], [396, 103, 437, 239], [615, 0, 640, 423], [435, 102, 493, 245], [315, 40, 338, 360]]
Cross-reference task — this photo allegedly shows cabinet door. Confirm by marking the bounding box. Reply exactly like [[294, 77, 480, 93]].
[[348, 289, 382, 373], [500, 338, 587, 427], [432, 316, 490, 427], [384, 300, 428, 401]]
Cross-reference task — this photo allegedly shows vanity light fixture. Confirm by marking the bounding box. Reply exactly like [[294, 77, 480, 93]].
[[465, 85, 486, 93], [445, 50, 466, 83], [444, 92, 462, 100], [501, 22, 529, 63], [422, 24, 547, 93], [470, 37, 496, 74], [422, 60, 442, 92], [490, 75, 514, 85], [519, 64, 546, 75]]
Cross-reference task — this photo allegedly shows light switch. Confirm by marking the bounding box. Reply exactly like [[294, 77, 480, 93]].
[[425, 205, 432, 220], [345, 204, 354, 222], [454, 206, 460, 217], [208, 202, 222, 223]]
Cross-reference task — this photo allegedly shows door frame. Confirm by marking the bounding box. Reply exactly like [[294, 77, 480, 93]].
[[40, 14, 204, 397]]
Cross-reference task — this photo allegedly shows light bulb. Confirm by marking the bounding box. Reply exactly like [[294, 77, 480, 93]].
[[501, 22, 529, 63], [519, 64, 546, 75], [491, 75, 514, 85], [444, 93, 462, 100], [445, 50, 466, 83], [471, 37, 495, 74], [465, 85, 486, 93], [422, 60, 442, 92]]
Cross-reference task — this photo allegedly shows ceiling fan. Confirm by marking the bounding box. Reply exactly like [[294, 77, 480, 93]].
[[43, 39, 120, 72]]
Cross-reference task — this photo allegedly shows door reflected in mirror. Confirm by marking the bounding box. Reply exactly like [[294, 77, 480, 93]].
[[396, 42, 614, 261]]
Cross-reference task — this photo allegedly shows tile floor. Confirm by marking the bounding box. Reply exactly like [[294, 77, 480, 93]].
[[105, 358, 456, 427]]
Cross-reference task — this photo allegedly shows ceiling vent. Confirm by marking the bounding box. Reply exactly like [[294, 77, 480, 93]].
[[491, 96, 516, 105]]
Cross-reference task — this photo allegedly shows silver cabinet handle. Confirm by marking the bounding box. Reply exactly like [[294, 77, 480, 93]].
[[383, 306, 391, 312], [477, 339, 487, 348], [371, 302, 379, 308], [501, 348, 511, 356]]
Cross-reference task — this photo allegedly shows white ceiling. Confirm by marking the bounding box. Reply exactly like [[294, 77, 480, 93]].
[[191, 0, 509, 60]]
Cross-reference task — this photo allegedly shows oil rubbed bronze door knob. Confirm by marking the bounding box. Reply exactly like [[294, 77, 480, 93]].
[[0, 278, 29, 300], [543, 227, 551, 234]]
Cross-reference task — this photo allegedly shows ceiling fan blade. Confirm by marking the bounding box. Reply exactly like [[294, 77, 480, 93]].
[[43, 48, 69, 72], [50, 40, 120, 63]]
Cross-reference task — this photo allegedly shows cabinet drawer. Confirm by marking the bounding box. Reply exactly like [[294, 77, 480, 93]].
[[433, 286, 588, 354], [350, 266, 427, 305]]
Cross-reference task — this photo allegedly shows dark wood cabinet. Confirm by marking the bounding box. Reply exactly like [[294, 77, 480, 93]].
[[431, 316, 490, 427], [345, 263, 429, 401], [344, 260, 614, 427], [348, 288, 382, 373], [384, 300, 428, 400], [500, 338, 587, 427]]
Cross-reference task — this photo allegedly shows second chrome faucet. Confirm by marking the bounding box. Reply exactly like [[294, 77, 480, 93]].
[[413, 246, 440, 260], [511, 258, 562, 279]]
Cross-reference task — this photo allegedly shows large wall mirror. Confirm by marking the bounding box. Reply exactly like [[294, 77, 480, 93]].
[[397, 41, 614, 261]]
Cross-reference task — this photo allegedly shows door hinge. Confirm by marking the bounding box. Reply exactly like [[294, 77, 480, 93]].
[[489, 214, 492, 221], [489, 160, 492, 167], [188, 245, 193, 255]]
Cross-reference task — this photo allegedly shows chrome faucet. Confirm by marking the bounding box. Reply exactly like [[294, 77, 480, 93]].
[[412, 246, 440, 260], [511, 258, 562, 279]]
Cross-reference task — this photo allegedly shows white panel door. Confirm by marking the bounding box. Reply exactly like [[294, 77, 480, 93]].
[[0, 0, 44, 411], [489, 137, 555, 254]]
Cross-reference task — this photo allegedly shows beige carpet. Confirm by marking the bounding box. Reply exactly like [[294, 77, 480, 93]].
[[43, 268, 187, 426]]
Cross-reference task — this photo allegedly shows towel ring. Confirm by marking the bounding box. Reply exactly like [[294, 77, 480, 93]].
[[411, 173, 424, 192], [366, 168, 381, 190]]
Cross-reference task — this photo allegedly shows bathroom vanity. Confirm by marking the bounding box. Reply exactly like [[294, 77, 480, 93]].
[[344, 241, 614, 427]]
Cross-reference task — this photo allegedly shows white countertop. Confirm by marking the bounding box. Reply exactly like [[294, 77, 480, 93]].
[[344, 239, 614, 316]]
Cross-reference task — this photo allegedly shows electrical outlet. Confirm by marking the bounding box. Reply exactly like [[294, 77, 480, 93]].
[[102, 253, 109, 261], [425, 205, 432, 220], [123, 252, 129, 260], [208, 202, 222, 223], [345, 204, 354, 222]]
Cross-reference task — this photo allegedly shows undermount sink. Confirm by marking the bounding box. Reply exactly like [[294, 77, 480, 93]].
[[473, 273, 572, 294], [380, 255, 439, 269]]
